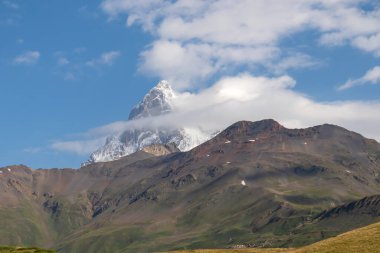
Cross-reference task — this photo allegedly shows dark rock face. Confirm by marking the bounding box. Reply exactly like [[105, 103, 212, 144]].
[[315, 195, 380, 220], [43, 199, 62, 217], [171, 174, 196, 189], [293, 165, 327, 176]]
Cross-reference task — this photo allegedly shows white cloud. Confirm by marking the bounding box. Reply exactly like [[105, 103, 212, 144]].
[[139, 40, 217, 87], [57, 57, 70, 66], [64, 72, 76, 81], [52, 50, 121, 81], [101, 0, 380, 87], [78, 5, 100, 19], [86, 51, 121, 67], [317, 4, 380, 56], [52, 74, 380, 155], [2, 0, 19, 9], [352, 34, 380, 57], [51, 138, 106, 155], [265, 53, 321, 74], [100, 51, 121, 65], [23, 147, 42, 154], [339, 66, 380, 90], [0, 18, 15, 26], [13, 51, 40, 65]]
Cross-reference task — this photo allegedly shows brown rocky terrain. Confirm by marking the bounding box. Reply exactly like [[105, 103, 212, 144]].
[[142, 143, 180, 156]]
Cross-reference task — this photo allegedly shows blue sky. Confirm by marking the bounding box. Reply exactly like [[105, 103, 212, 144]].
[[1, 0, 380, 168], [0, 1, 155, 167]]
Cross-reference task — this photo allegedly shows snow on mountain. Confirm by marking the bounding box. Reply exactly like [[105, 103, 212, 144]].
[[128, 80, 175, 120], [83, 80, 216, 165]]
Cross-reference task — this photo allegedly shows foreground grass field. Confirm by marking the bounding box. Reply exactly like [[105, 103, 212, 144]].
[[165, 221, 380, 253], [0, 246, 56, 253]]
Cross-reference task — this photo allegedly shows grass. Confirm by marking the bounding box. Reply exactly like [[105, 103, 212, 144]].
[[0, 246, 56, 253], [163, 221, 380, 253], [0, 203, 55, 247]]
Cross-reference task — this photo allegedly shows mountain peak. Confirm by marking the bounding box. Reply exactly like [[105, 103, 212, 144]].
[[128, 80, 176, 120], [222, 119, 284, 138], [155, 80, 171, 90], [250, 119, 284, 132], [85, 80, 214, 165]]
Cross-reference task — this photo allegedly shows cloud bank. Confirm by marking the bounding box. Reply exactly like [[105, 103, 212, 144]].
[[52, 75, 380, 155], [101, 0, 380, 88]]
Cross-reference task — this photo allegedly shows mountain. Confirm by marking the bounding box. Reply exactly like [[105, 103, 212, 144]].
[[84, 80, 215, 165], [1, 119, 380, 252], [127, 80, 175, 120]]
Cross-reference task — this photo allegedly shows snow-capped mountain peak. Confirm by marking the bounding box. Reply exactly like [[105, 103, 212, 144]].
[[83, 80, 216, 166], [128, 80, 176, 120], [155, 79, 171, 91]]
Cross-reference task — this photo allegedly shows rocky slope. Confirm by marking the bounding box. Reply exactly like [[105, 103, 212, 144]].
[[316, 194, 380, 219], [1, 119, 380, 252], [84, 80, 215, 165], [142, 143, 180, 156]]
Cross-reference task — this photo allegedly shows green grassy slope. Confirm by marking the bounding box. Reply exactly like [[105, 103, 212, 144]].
[[0, 246, 55, 253], [0, 203, 55, 247], [164, 220, 380, 253]]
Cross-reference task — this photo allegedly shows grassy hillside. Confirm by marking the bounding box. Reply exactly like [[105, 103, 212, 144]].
[[0, 246, 55, 253], [0, 203, 57, 247], [165, 221, 380, 253]]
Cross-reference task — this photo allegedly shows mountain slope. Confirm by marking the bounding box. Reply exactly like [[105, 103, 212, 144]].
[[1, 120, 380, 252], [85, 80, 215, 165], [165, 220, 380, 253], [0, 246, 55, 253], [287, 194, 380, 242]]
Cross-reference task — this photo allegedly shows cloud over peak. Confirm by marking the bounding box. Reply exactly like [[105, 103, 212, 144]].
[[52, 74, 380, 155]]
